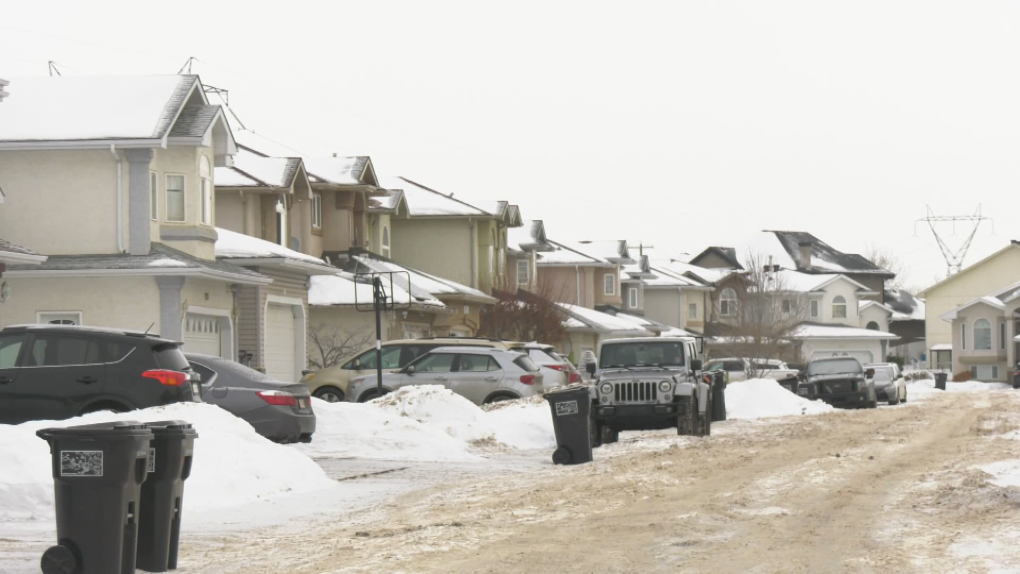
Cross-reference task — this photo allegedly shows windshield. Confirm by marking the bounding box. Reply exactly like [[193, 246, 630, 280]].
[[871, 367, 894, 382], [599, 342, 685, 368], [808, 359, 862, 376]]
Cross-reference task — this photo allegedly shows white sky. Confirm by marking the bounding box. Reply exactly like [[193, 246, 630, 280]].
[[3, 1, 1018, 290]]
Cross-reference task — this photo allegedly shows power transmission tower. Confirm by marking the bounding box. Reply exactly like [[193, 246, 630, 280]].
[[917, 205, 991, 276], [177, 56, 197, 75], [47, 61, 62, 77]]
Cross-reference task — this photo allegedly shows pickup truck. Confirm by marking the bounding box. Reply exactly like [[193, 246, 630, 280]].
[[703, 357, 800, 384]]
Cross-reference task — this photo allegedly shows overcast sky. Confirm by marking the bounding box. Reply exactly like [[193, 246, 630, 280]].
[[3, 1, 1017, 290]]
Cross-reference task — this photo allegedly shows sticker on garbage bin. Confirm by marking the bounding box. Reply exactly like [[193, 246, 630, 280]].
[[148, 448, 155, 473], [555, 400, 579, 416], [60, 451, 103, 477]]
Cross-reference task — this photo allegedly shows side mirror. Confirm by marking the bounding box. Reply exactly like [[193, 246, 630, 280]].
[[586, 363, 597, 376], [690, 359, 703, 372], [406, 365, 416, 375]]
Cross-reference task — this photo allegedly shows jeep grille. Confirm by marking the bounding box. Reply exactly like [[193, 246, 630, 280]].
[[613, 381, 658, 403]]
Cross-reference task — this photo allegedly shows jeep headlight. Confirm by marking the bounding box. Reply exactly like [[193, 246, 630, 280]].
[[658, 380, 672, 392], [599, 382, 613, 395]]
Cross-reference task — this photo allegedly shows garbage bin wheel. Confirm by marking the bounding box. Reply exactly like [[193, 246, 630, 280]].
[[602, 426, 619, 444], [590, 421, 603, 449], [552, 446, 572, 465], [677, 397, 695, 436], [41, 544, 77, 574]]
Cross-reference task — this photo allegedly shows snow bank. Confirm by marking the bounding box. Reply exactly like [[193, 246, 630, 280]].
[[296, 386, 556, 461], [907, 377, 1011, 401], [0, 403, 337, 522], [979, 459, 1020, 488], [725, 379, 834, 420]]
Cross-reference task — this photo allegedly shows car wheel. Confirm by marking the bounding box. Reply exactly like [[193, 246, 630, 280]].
[[483, 394, 515, 404], [312, 386, 345, 403], [79, 402, 128, 416], [677, 397, 695, 436], [358, 389, 387, 403]]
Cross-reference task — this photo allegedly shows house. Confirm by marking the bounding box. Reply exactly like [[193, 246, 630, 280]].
[[506, 219, 554, 292], [791, 323, 899, 366], [555, 302, 653, 364], [936, 280, 1020, 381], [535, 239, 626, 309], [921, 241, 1020, 369], [381, 176, 523, 295], [0, 188, 47, 325], [0, 75, 267, 358], [858, 289, 926, 365], [641, 258, 715, 335]]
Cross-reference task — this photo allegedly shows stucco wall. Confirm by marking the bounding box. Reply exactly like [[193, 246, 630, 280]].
[[819, 279, 860, 326], [0, 276, 160, 332], [593, 267, 622, 307], [215, 192, 246, 234], [644, 288, 682, 328], [859, 305, 890, 332], [391, 219, 473, 288], [539, 267, 585, 306], [924, 247, 1020, 352], [181, 278, 234, 318], [949, 302, 1010, 375]]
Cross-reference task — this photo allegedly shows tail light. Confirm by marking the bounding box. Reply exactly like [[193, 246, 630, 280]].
[[545, 364, 566, 371], [143, 370, 187, 386], [569, 371, 581, 383], [257, 390, 298, 407], [519, 374, 536, 385]]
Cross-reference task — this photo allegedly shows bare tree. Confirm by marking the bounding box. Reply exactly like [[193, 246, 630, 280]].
[[307, 323, 374, 370], [479, 280, 568, 345], [865, 245, 907, 290]]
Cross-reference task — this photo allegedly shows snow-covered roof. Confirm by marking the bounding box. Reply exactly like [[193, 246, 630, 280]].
[[0, 75, 201, 144], [368, 189, 406, 213], [215, 146, 302, 189], [350, 255, 496, 304], [792, 324, 899, 340], [214, 228, 332, 270], [884, 289, 926, 321], [540, 239, 614, 267], [508, 220, 553, 254], [693, 231, 893, 277], [575, 240, 634, 264], [649, 258, 732, 285], [859, 300, 895, 315], [611, 312, 694, 337], [305, 156, 372, 186], [309, 272, 444, 309], [0, 237, 46, 265], [557, 303, 648, 334], [940, 296, 1007, 322], [381, 176, 490, 217], [931, 343, 953, 351]]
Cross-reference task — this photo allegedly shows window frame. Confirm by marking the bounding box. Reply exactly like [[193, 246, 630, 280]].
[[961, 322, 967, 350], [604, 273, 616, 296], [381, 226, 390, 258], [688, 302, 697, 320], [974, 318, 992, 351], [150, 171, 159, 221], [312, 193, 323, 229], [810, 299, 820, 318], [832, 296, 847, 319], [1000, 321, 1007, 350], [628, 287, 638, 308], [517, 259, 529, 286], [165, 173, 187, 223], [36, 311, 83, 325], [720, 288, 737, 317], [199, 156, 213, 226]]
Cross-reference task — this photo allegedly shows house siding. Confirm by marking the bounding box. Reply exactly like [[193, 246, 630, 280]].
[[236, 283, 260, 365], [0, 276, 159, 332], [859, 305, 890, 332], [390, 219, 474, 288], [949, 303, 1012, 379]]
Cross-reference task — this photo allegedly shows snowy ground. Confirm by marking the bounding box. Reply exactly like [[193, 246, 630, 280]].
[[3, 379, 1020, 573]]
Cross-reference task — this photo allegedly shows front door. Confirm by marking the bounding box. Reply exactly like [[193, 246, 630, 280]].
[[451, 353, 503, 404], [0, 333, 28, 423], [13, 333, 107, 422]]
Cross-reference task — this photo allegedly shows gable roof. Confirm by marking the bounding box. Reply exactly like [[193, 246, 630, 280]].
[[859, 300, 895, 315], [215, 145, 304, 189], [508, 219, 554, 254], [576, 240, 635, 264], [309, 272, 445, 310], [0, 75, 209, 147], [349, 254, 496, 305], [775, 269, 873, 293], [0, 237, 46, 265], [214, 227, 334, 273], [649, 258, 734, 286], [690, 246, 743, 269], [792, 323, 899, 340], [767, 231, 894, 276], [557, 303, 649, 335], [920, 242, 1020, 296], [367, 189, 408, 214], [940, 296, 1008, 321], [382, 176, 489, 217], [884, 289, 925, 321], [539, 239, 614, 267]]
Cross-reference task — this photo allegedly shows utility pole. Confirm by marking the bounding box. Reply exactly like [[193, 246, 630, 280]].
[[917, 205, 991, 276]]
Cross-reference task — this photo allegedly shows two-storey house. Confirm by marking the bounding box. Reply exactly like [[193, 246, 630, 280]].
[[506, 220, 554, 292], [0, 75, 267, 359], [535, 239, 626, 309]]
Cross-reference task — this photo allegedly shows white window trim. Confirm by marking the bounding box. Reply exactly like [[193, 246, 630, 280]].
[[36, 311, 83, 325], [688, 302, 697, 320], [720, 288, 737, 317], [517, 259, 529, 286], [150, 171, 159, 221], [974, 319, 992, 351], [604, 273, 616, 296], [1001, 321, 1007, 351], [312, 194, 323, 229], [166, 173, 187, 223], [200, 178, 213, 225], [832, 296, 847, 319], [628, 287, 638, 308]]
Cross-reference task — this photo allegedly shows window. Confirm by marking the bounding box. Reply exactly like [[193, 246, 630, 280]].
[[517, 259, 530, 286], [412, 353, 456, 373], [629, 287, 638, 308], [346, 346, 402, 370], [961, 322, 967, 350], [276, 198, 288, 248], [866, 321, 880, 331], [37, 312, 82, 325], [499, 248, 505, 275], [974, 319, 992, 350], [166, 175, 185, 222], [688, 303, 698, 320], [381, 226, 390, 258], [782, 299, 791, 314], [832, 296, 847, 319], [0, 335, 26, 369], [150, 171, 158, 221], [489, 231, 496, 277], [26, 335, 102, 367], [200, 157, 212, 225], [312, 193, 323, 228], [810, 299, 819, 318], [720, 288, 737, 316], [1001, 322, 1007, 350], [971, 365, 998, 380], [458, 354, 499, 372], [604, 273, 616, 296]]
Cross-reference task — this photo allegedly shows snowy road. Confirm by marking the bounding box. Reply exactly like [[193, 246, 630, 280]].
[[171, 388, 1020, 573]]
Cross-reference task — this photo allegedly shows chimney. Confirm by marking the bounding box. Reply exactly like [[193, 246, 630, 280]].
[[798, 241, 812, 270]]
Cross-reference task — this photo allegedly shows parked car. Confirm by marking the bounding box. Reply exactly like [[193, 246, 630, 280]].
[[703, 358, 750, 382], [521, 343, 581, 390], [301, 337, 518, 403], [865, 363, 907, 405], [348, 347, 543, 405], [805, 357, 877, 409], [703, 357, 799, 383], [186, 353, 315, 443], [0, 324, 200, 424]]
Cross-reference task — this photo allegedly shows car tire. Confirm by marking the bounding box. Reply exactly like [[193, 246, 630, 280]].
[[358, 388, 388, 403], [79, 402, 128, 416], [313, 386, 345, 403], [602, 426, 620, 444], [902, 389, 907, 403], [483, 394, 516, 404], [677, 397, 696, 436]]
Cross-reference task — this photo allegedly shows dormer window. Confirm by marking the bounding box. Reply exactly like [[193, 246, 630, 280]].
[[200, 157, 212, 225]]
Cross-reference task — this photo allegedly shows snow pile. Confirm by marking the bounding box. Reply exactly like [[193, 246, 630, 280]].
[[725, 379, 834, 420], [979, 459, 1020, 488], [0, 403, 337, 522], [907, 377, 1011, 400], [297, 386, 556, 461]]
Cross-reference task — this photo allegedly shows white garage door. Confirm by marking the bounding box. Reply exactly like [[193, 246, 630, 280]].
[[184, 314, 222, 357], [810, 350, 874, 364], [265, 304, 297, 382]]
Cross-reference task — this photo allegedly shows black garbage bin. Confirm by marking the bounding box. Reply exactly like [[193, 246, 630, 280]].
[[711, 371, 727, 422], [137, 421, 198, 572], [544, 386, 593, 465], [37, 421, 153, 574], [935, 372, 948, 391]]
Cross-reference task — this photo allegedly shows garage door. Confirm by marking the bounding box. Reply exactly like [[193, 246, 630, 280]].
[[265, 304, 297, 382], [810, 350, 873, 364], [184, 314, 222, 356]]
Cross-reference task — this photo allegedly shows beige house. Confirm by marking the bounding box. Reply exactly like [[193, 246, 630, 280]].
[[507, 219, 554, 292], [937, 283, 1020, 381], [0, 75, 268, 357], [535, 239, 624, 309], [641, 259, 715, 335]]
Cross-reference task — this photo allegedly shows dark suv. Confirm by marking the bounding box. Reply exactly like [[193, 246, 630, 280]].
[[0, 325, 199, 424]]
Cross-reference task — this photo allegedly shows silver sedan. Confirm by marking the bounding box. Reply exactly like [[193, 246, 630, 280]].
[[348, 347, 544, 405]]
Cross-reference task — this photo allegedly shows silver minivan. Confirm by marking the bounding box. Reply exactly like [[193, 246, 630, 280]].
[[348, 347, 544, 405]]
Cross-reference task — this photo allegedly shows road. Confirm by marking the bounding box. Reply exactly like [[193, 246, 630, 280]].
[[179, 389, 1020, 573]]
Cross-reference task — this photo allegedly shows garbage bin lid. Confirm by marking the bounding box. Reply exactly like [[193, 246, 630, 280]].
[[144, 420, 198, 437], [36, 421, 153, 442]]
